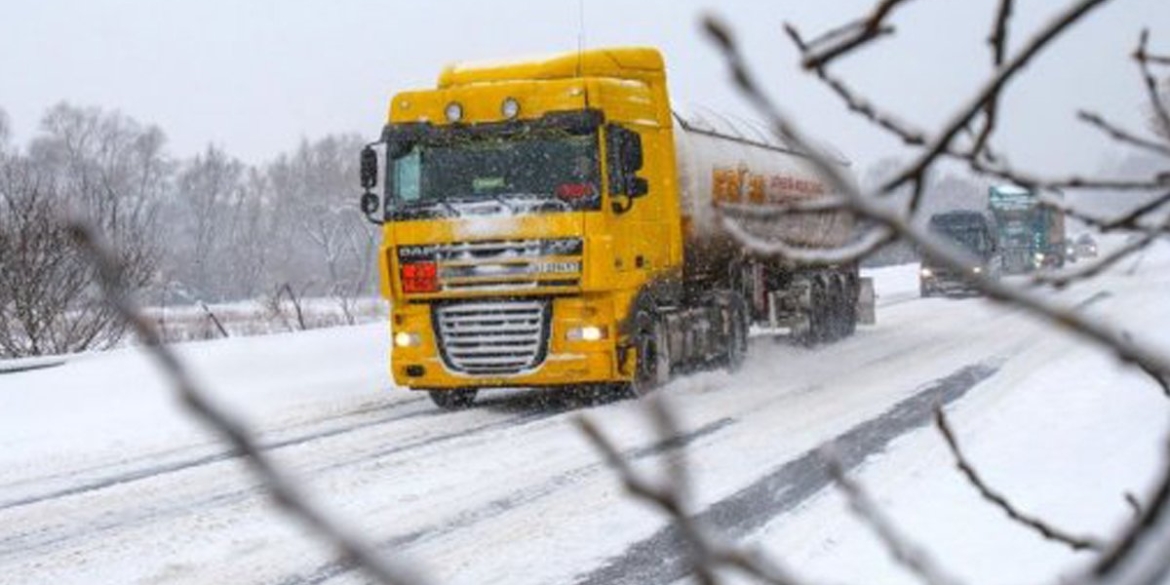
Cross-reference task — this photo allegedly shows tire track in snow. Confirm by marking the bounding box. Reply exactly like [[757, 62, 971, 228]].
[[0, 401, 570, 559], [573, 360, 1002, 585], [0, 396, 432, 512], [280, 416, 739, 585]]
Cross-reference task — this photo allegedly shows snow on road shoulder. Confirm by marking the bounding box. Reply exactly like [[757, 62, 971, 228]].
[[0, 322, 397, 489], [742, 241, 1170, 585]]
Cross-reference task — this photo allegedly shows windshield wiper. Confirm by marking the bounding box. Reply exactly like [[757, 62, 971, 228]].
[[484, 192, 519, 213], [428, 198, 458, 216]]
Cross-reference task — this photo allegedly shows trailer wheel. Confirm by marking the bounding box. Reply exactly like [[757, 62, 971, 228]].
[[801, 280, 828, 347], [429, 389, 478, 410], [844, 277, 858, 336], [725, 297, 749, 372], [828, 278, 846, 342]]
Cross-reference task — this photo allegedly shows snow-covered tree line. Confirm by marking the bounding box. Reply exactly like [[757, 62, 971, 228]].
[[0, 102, 377, 357]]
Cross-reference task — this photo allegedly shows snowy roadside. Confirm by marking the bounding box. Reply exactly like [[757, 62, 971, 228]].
[[736, 241, 1170, 584]]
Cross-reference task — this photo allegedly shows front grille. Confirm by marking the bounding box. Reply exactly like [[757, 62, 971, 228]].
[[434, 300, 550, 375], [398, 238, 583, 293]]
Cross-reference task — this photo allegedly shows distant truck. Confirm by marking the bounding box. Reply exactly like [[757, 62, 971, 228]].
[[988, 185, 1066, 274], [357, 47, 873, 409], [919, 210, 997, 297]]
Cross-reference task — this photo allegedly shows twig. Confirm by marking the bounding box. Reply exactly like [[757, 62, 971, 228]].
[[1029, 221, 1166, 289], [198, 301, 230, 338], [1090, 436, 1170, 582], [968, 0, 1014, 160], [881, 0, 1111, 195], [1127, 493, 1145, 520], [988, 0, 1014, 67], [577, 397, 820, 585], [935, 408, 1106, 551], [1135, 30, 1170, 143], [703, 11, 1170, 379], [576, 408, 720, 585], [1077, 111, 1170, 158], [704, 13, 1170, 585], [66, 221, 425, 585], [785, 0, 919, 71], [824, 452, 965, 585]]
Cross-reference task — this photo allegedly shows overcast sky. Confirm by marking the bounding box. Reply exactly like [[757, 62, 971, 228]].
[[3, 0, 1166, 176]]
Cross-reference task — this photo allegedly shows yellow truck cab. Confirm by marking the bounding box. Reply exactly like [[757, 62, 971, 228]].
[[359, 47, 865, 409]]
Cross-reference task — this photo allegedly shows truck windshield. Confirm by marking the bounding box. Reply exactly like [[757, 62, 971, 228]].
[[946, 227, 990, 253], [388, 132, 600, 219]]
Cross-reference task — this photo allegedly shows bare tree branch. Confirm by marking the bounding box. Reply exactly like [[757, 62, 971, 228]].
[[576, 396, 835, 585], [576, 399, 720, 585], [784, 0, 919, 71], [66, 221, 426, 585], [704, 11, 1170, 386], [1029, 220, 1167, 289], [1078, 111, 1170, 158], [824, 453, 965, 585], [701, 11, 1170, 585], [1136, 30, 1170, 143], [881, 0, 1111, 195], [935, 408, 1106, 551], [968, 0, 1015, 160]]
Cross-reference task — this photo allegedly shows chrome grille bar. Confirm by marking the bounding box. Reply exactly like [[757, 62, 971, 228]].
[[434, 300, 549, 376]]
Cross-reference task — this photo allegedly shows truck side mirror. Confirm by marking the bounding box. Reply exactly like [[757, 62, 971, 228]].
[[359, 145, 383, 225], [629, 177, 648, 197], [607, 125, 648, 213], [360, 146, 378, 190], [621, 129, 644, 174], [359, 192, 383, 225]]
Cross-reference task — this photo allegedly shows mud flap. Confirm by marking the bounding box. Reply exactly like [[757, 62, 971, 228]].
[[857, 277, 876, 325]]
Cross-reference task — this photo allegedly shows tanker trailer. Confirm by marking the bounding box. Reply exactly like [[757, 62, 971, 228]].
[[357, 47, 872, 409], [671, 109, 868, 344]]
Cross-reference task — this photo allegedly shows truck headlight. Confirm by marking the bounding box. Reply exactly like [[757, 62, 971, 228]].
[[394, 332, 421, 348], [972, 266, 983, 274], [920, 267, 933, 278], [566, 325, 607, 342]]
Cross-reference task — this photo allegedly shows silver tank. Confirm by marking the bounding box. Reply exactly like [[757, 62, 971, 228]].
[[671, 108, 856, 268]]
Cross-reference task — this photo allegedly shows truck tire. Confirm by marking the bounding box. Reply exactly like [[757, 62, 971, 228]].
[[429, 389, 477, 410], [725, 296, 749, 372], [801, 279, 828, 347], [829, 278, 846, 341], [844, 277, 858, 336], [626, 309, 668, 398]]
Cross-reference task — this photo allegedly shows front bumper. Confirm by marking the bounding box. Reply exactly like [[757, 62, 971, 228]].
[[389, 295, 625, 389]]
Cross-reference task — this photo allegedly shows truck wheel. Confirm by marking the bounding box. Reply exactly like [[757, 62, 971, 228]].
[[627, 309, 667, 398], [429, 389, 477, 410]]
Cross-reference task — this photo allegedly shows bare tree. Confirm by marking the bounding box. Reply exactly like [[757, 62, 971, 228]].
[[0, 107, 10, 150], [0, 104, 172, 357], [48, 4, 1170, 585], [265, 134, 378, 315], [167, 144, 246, 301], [29, 103, 167, 295], [0, 156, 124, 356]]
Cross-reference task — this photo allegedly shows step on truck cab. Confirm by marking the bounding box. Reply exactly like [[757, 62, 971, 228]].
[[358, 47, 871, 409]]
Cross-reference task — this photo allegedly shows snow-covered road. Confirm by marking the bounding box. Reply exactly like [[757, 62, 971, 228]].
[[2, 242, 1168, 585]]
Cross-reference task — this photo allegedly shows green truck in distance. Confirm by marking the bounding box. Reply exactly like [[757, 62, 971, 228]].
[[919, 210, 997, 297], [988, 185, 1066, 274]]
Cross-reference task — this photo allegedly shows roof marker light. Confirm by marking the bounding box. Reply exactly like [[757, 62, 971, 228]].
[[445, 102, 463, 122], [501, 97, 520, 119]]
